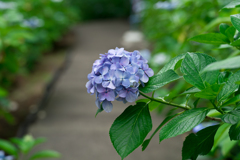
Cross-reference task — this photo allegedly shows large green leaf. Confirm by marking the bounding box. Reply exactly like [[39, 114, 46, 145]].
[[142, 112, 182, 151], [157, 53, 186, 74], [140, 70, 180, 93], [231, 39, 240, 46], [221, 110, 240, 124], [217, 70, 240, 103], [194, 84, 222, 100], [231, 14, 240, 32], [30, 150, 61, 160], [202, 56, 240, 73], [0, 139, 18, 157], [109, 102, 152, 159], [159, 108, 209, 142], [182, 125, 220, 160], [229, 122, 240, 140], [189, 33, 229, 44], [222, 0, 240, 9], [212, 123, 231, 151], [180, 53, 219, 90]]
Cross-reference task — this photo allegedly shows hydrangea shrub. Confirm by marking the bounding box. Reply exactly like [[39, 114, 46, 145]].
[[87, 1, 240, 159]]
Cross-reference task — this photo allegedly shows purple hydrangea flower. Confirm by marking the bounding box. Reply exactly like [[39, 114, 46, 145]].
[[86, 47, 154, 112]]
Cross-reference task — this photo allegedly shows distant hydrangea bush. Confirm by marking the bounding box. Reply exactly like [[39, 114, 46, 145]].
[[0, 151, 14, 160], [86, 47, 154, 112]]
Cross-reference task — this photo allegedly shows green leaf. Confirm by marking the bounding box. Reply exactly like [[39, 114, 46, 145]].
[[180, 87, 201, 96], [149, 101, 160, 111], [217, 70, 240, 103], [222, 94, 240, 106], [180, 52, 219, 90], [0, 139, 18, 157], [33, 138, 46, 146], [202, 56, 240, 73], [221, 110, 240, 124], [189, 33, 229, 44], [229, 122, 240, 140], [218, 71, 233, 84], [194, 84, 223, 100], [231, 14, 240, 32], [212, 123, 231, 151], [182, 125, 220, 160], [219, 23, 230, 35], [109, 102, 152, 159], [225, 26, 236, 42], [141, 112, 182, 151], [30, 150, 61, 160], [231, 39, 240, 46], [222, 0, 240, 9], [140, 70, 180, 93], [159, 108, 210, 142], [158, 53, 186, 74]]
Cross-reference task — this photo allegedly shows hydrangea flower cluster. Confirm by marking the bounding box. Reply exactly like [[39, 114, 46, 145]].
[[86, 47, 154, 112]]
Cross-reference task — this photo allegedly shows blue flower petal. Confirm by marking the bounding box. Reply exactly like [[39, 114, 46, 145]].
[[102, 100, 113, 113]]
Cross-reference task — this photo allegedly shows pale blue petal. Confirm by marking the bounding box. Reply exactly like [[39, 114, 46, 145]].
[[110, 64, 117, 70], [120, 56, 129, 66], [107, 81, 116, 89], [108, 49, 115, 54], [126, 92, 137, 102], [118, 90, 127, 98], [98, 93, 106, 101], [136, 69, 144, 78], [100, 66, 109, 75], [102, 100, 113, 113], [103, 73, 110, 80], [102, 81, 110, 88], [115, 78, 122, 86], [106, 91, 115, 101], [95, 99, 101, 109], [95, 75, 103, 84], [96, 84, 105, 93], [140, 73, 149, 83], [145, 68, 154, 77], [90, 86, 95, 94], [142, 63, 149, 70], [116, 48, 124, 55], [122, 79, 130, 88], [115, 70, 124, 79]]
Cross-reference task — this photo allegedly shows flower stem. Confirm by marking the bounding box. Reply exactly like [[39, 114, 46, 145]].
[[210, 100, 224, 114], [139, 91, 222, 122], [140, 92, 191, 110]]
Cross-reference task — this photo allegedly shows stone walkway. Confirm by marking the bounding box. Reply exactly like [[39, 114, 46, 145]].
[[29, 20, 183, 160]]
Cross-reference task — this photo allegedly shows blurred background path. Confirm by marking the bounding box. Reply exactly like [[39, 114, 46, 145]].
[[29, 20, 183, 160]]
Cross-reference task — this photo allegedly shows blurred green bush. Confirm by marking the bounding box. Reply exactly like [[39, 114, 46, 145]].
[[0, 0, 78, 89], [0, 0, 79, 120], [141, 0, 240, 72]]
